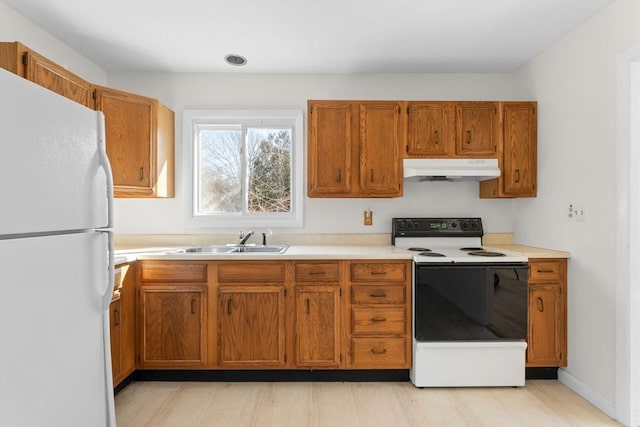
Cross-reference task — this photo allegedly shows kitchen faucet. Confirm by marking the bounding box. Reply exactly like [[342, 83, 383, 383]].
[[238, 230, 254, 245]]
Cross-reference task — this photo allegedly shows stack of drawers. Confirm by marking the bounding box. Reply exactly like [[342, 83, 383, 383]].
[[348, 261, 411, 368]]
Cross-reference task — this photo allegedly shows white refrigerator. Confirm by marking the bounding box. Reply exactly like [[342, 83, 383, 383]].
[[0, 68, 116, 426]]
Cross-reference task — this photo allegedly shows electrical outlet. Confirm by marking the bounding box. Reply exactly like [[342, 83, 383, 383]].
[[364, 210, 373, 226], [568, 203, 586, 221]]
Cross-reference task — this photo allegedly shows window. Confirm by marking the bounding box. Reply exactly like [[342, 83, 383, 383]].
[[184, 110, 303, 228]]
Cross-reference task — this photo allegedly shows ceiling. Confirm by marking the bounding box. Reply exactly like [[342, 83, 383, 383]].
[[4, 0, 612, 74]]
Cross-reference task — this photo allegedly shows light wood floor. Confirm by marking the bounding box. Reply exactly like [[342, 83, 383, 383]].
[[115, 380, 620, 427]]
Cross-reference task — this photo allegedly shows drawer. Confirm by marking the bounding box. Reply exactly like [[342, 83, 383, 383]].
[[294, 262, 340, 282], [351, 307, 406, 335], [350, 262, 406, 282], [351, 285, 405, 305], [140, 262, 207, 282], [351, 338, 407, 367], [218, 262, 285, 283], [529, 260, 562, 282]]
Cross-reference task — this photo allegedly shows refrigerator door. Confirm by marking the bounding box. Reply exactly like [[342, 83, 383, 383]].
[[0, 68, 109, 235], [0, 232, 114, 427]]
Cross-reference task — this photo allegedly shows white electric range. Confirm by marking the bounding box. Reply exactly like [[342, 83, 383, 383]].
[[392, 218, 529, 388]]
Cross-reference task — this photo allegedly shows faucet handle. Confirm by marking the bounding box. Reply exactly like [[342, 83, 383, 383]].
[[238, 231, 245, 240]]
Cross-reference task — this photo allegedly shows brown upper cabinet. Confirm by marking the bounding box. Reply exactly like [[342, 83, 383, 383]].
[[406, 101, 499, 158], [406, 102, 456, 157], [0, 41, 175, 199], [0, 41, 92, 107], [455, 101, 499, 157], [93, 85, 175, 198], [308, 100, 403, 198], [480, 102, 537, 198]]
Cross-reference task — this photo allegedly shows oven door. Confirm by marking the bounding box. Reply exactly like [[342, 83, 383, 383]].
[[414, 263, 528, 341]]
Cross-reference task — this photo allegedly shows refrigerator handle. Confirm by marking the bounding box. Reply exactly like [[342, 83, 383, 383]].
[[98, 229, 116, 426], [100, 230, 115, 312], [96, 113, 114, 229]]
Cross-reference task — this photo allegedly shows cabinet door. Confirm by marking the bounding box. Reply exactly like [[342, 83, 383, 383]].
[[218, 287, 286, 367], [94, 86, 155, 194], [139, 286, 206, 366], [109, 299, 122, 385], [503, 102, 537, 197], [456, 102, 498, 156], [527, 283, 563, 366], [23, 51, 92, 107], [308, 101, 352, 196], [295, 286, 341, 368], [119, 264, 137, 382], [358, 102, 403, 195], [406, 102, 455, 157]]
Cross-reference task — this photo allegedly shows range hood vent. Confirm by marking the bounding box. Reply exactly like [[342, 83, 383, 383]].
[[404, 158, 500, 182]]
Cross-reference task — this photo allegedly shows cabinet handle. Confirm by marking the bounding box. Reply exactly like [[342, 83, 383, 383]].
[[140, 167, 145, 181], [114, 308, 120, 326], [515, 169, 521, 183], [309, 271, 326, 276], [306, 298, 310, 314], [537, 297, 545, 312], [370, 169, 374, 183], [371, 348, 387, 355], [227, 298, 232, 314], [537, 269, 554, 273], [190, 299, 196, 314], [369, 291, 387, 298], [371, 316, 386, 322], [434, 130, 439, 144], [466, 130, 472, 144], [370, 271, 387, 276]]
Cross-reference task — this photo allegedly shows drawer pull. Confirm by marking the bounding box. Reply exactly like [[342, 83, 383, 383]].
[[309, 271, 326, 275], [370, 271, 387, 276], [371, 317, 386, 322], [537, 269, 555, 273], [537, 297, 545, 312], [371, 348, 387, 355], [369, 291, 387, 298]]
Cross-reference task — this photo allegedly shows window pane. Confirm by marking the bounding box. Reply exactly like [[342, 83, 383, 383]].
[[246, 127, 292, 213], [197, 127, 241, 213]]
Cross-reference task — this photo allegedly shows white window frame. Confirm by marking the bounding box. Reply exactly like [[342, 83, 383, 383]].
[[183, 109, 304, 228]]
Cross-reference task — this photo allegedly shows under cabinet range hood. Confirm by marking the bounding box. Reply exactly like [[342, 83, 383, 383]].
[[403, 158, 500, 182]]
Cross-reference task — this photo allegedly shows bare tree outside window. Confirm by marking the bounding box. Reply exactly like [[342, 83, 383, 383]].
[[197, 126, 292, 215]]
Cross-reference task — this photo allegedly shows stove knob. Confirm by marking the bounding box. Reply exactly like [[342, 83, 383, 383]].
[[471, 222, 478, 229], [450, 222, 457, 228], [462, 222, 469, 229]]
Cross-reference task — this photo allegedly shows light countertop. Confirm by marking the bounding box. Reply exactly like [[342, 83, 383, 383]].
[[115, 244, 569, 264]]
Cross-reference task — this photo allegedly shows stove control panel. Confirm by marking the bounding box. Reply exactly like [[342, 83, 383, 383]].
[[391, 217, 483, 243]]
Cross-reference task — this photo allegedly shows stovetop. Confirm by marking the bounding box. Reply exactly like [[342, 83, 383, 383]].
[[392, 217, 527, 264]]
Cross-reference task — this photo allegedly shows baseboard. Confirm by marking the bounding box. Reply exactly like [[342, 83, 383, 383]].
[[133, 369, 410, 382], [558, 368, 616, 419]]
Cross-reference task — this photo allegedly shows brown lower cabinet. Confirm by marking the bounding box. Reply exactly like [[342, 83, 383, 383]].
[[527, 258, 567, 367], [109, 264, 136, 387], [131, 257, 565, 373], [135, 259, 411, 370]]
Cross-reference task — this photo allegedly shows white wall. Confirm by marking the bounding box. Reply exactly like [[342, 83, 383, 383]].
[[513, 0, 640, 415], [0, 1, 106, 84], [107, 72, 516, 236]]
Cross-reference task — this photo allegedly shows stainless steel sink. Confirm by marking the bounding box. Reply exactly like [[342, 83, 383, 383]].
[[175, 245, 288, 254], [233, 246, 288, 253], [179, 246, 238, 253]]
